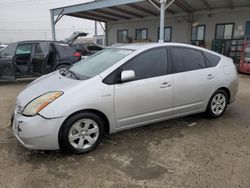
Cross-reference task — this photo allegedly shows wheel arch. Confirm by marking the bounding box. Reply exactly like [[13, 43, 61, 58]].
[[217, 87, 231, 104], [59, 109, 110, 135]]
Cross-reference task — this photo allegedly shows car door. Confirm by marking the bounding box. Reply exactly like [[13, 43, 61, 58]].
[[169, 46, 216, 115], [14, 43, 34, 77], [32, 42, 50, 75], [0, 43, 18, 80], [114, 47, 173, 128]]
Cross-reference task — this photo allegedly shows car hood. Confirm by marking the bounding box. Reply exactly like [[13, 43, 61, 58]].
[[16, 71, 80, 107]]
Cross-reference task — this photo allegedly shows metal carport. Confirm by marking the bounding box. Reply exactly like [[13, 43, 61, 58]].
[[50, 0, 250, 44]]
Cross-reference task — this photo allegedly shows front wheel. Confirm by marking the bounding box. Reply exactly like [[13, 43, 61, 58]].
[[59, 112, 105, 154], [206, 90, 228, 118]]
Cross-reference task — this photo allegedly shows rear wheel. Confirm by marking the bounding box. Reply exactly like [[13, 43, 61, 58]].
[[206, 90, 228, 118], [59, 112, 104, 154]]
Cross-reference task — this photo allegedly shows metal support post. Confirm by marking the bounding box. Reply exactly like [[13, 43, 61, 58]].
[[159, 0, 166, 43], [50, 9, 56, 41]]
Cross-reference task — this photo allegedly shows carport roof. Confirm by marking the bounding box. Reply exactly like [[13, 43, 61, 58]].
[[51, 0, 250, 22]]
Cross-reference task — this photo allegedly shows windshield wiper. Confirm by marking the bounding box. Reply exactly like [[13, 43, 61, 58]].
[[59, 68, 68, 76], [59, 68, 80, 80], [68, 70, 80, 80]]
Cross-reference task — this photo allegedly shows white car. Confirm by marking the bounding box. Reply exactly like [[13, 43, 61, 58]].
[[0, 44, 7, 49], [0, 44, 7, 55], [12, 43, 239, 154]]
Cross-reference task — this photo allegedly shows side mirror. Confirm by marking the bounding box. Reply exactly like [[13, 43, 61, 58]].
[[121, 70, 135, 82]]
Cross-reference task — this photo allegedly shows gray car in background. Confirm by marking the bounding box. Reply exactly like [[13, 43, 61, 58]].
[[12, 43, 238, 154], [0, 41, 81, 80]]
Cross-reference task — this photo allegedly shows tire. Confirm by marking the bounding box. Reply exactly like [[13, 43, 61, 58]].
[[55, 64, 70, 70], [206, 89, 228, 118], [59, 112, 105, 154]]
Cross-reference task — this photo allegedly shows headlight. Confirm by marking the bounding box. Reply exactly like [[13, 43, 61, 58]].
[[22, 91, 63, 116]]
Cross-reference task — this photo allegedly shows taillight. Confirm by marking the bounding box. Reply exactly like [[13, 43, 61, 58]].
[[73, 52, 82, 61], [73, 52, 82, 57]]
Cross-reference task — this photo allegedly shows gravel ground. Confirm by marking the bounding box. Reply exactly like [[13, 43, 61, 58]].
[[0, 75, 249, 188]]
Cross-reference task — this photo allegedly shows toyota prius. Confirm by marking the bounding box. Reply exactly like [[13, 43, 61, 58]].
[[12, 43, 238, 154]]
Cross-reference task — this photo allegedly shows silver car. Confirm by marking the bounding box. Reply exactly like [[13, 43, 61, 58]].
[[12, 43, 238, 154]]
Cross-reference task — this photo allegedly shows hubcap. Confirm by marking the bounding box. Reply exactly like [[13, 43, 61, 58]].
[[68, 119, 99, 150], [211, 93, 226, 115]]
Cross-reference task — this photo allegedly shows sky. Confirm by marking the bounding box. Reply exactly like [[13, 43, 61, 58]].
[[0, 0, 103, 43]]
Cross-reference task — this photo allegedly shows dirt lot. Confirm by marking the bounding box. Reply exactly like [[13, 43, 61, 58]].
[[0, 75, 249, 188]]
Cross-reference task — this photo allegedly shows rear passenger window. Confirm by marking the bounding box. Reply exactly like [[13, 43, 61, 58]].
[[170, 47, 206, 73], [34, 43, 49, 56], [122, 48, 168, 81], [34, 44, 43, 55], [203, 51, 221, 67]]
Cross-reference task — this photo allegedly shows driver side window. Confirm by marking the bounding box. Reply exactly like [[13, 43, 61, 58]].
[[121, 47, 168, 81]]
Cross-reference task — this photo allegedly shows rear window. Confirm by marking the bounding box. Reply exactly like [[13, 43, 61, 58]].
[[203, 51, 221, 67], [55, 43, 76, 57], [170, 47, 206, 73]]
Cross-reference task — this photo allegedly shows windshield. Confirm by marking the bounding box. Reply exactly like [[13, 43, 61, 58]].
[[69, 48, 133, 78]]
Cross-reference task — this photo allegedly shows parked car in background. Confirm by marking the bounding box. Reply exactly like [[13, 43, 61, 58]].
[[239, 41, 250, 74], [72, 42, 105, 56], [0, 41, 81, 80], [12, 43, 238, 154], [0, 44, 7, 55], [0, 44, 7, 50], [63, 31, 88, 45], [63, 31, 105, 57]]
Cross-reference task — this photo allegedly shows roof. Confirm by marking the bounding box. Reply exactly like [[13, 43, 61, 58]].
[[113, 42, 156, 50], [112, 42, 201, 50], [16, 40, 66, 44], [52, 0, 250, 22], [111, 42, 225, 57]]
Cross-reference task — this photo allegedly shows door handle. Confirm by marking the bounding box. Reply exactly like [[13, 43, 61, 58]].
[[206, 74, 215, 80], [160, 82, 171, 88]]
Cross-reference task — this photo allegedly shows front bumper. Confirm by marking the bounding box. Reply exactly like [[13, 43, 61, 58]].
[[12, 109, 66, 150]]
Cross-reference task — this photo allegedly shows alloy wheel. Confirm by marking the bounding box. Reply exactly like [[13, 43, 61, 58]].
[[68, 119, 99, 150], [211, 93, 226, 116]]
